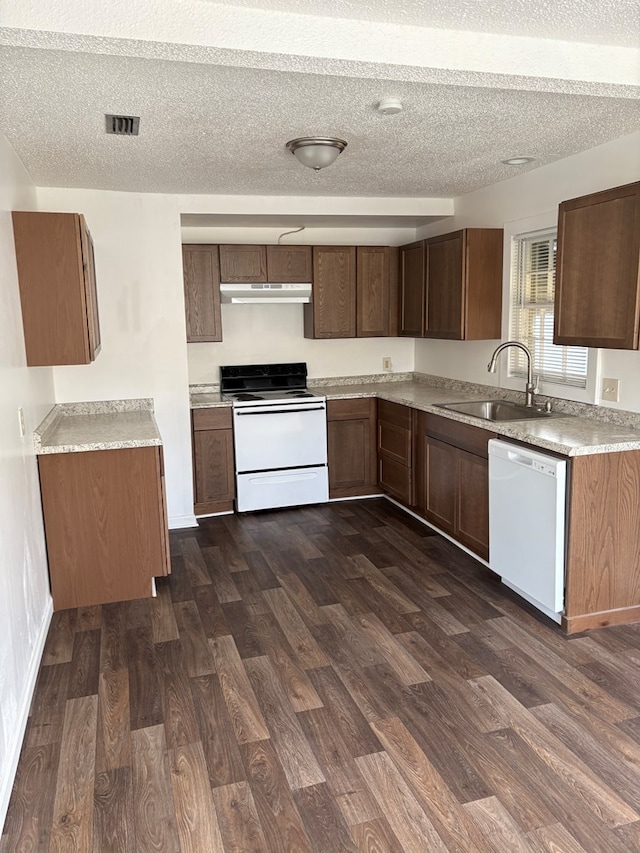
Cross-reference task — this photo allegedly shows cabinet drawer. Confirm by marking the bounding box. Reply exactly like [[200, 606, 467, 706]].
[[378, 399, 413, 429], [423, 412, 495, 458], [192, 407, 232, 431], [327, 397, 375, 421]]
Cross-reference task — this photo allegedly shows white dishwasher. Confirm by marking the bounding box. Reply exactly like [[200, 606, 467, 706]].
[[488, 439, 567, 623]]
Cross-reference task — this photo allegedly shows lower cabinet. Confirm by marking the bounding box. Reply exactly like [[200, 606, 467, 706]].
[[327, 398, 378, 498], [416, 412, 495, 560], [377, 399, 415, 506], [192, 407, 235, 515], [38, 446, 170, 611]]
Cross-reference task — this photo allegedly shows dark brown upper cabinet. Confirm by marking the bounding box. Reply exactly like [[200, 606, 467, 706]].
[[397, 229, 503, 340], [554, 181, 640, 349], [425, 229, 503, 340], [219, 245, 267, 282], [182, 244, 223, 343], [356, 246, 398, 337], [266, 245, 313, 282], [12, 211, 101, 366], [398, 241, 426, 337], [304, 246, 357, 338], [219, 244, 313, 284]]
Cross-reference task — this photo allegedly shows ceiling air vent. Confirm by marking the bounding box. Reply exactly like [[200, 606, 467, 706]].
[[105, 114, 140, 136]]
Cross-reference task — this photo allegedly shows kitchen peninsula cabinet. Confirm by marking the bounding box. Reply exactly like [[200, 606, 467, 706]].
[[12, 211, 101, 366], [327, 398, 378, 498], [305, 246, 357, 338], [416, 412, 496, 560], [192, 407, 235, 515], [38, 446, 170, 610], [182, 244, 223, 342], [554, 180, 640, 349], [397, 229, 503, 340], [377, 399, 415, 506]]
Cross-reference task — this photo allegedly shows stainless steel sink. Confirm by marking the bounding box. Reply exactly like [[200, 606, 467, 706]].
[[435, 399, 569, 422]]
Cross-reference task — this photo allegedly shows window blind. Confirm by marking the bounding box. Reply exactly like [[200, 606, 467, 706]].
[[509, 230, 588, 388]]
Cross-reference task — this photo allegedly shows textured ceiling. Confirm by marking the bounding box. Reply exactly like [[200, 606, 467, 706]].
[[219, 0, 640, 48], [0, 0, 638, 198]]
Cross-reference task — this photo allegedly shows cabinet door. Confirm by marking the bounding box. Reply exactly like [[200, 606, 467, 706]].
[[219, 245, 267, 282], [79, 217, 102, 359], [327, 398, 377, 498], [266, 246, 312, 282], [38, 447, 167, 610], [423, 436, 456, 536], [305, 246, 357, 338], [398, 241, 425, 337], [357, 246, 390, 337], [193, 429, 235, 508], [456, 450, 489, 559], [12, 211, 100, 366], [554, 182, 640, 349], [182, 245, 223, 342], [425, 232, 464, 339]]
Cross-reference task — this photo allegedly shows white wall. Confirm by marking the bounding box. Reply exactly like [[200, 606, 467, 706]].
[[36, 188, 195, 529], [415, 131, 640, 413], [182, 224, 416, 384], [0, 134, 54, 827]]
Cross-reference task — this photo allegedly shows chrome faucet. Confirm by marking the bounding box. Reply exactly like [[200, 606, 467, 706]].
[[487, 341, 536, 407]]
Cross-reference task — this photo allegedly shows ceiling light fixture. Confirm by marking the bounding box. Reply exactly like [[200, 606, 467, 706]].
[[501, 156, 535, 166], [377, 98, 403, 115], [286, 137, 347, 172]]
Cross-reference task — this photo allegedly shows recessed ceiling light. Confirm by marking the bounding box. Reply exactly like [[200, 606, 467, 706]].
[[501, 156, 535, 166], [377, 98, 403, 115]]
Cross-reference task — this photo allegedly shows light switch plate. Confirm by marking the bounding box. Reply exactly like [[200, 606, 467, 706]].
[[382, 357, 392, 371], [17, 407, 25, 439], [601, 378, 620, 402]]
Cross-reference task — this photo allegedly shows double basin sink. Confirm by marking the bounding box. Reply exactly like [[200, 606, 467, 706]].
[[435, 399, 569, 423]]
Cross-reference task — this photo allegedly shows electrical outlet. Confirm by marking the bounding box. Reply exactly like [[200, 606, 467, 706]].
[[382, 357, 392, 371], [601, 378, 620, 402], [17, 407, 25, 439]]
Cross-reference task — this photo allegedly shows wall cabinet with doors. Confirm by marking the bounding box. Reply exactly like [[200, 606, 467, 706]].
[[326, 397, 378, 498], [397, 229, 503, 340], [219, 244, 313, 283], [398, 241, 426, 337], [305, 245, 399, 339], [182, 244, 223, 342], [305, 246, 357, 338], [377, 399, 415, 507], [415, 412, 496, 560], [192, 407, 235, 515], [12, 211, 101, 366], [554, 180, 640, 349], [38, 446, 170, 610]]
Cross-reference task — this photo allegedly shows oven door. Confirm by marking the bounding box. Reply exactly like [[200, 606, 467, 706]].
[[232, 399, 328, 473]]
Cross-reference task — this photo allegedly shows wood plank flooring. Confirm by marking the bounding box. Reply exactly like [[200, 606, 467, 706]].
[[4, 498, 640, 851]]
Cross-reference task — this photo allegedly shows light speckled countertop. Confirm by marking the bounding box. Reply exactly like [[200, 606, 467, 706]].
[[35, 399, 163, 454], [189, 375, 640, 457]]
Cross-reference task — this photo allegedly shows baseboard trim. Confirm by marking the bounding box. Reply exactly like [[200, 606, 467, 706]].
[[169, 514, 198, 530], [329, 493, 384, 503], [383, 496, 491, 569], [563, 604, 640, 634], [0, 594, 53, 831]]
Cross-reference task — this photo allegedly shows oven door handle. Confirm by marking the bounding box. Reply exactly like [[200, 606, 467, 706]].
[[236, 406, 326, 416]]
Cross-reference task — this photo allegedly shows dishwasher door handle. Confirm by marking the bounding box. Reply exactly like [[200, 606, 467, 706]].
[[507, 450, 535, 466]]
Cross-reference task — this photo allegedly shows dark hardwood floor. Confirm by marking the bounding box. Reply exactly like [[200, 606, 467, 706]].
[[4, 498, 640, 851]]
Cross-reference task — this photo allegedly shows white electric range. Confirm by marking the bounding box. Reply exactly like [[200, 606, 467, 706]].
[[220, 363, 329, 512]]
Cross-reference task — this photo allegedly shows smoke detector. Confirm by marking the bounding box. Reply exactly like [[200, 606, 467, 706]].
[[377, 98, 403, 115]]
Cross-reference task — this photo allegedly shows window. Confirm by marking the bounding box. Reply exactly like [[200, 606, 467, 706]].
[[509, 229, 588, 389]]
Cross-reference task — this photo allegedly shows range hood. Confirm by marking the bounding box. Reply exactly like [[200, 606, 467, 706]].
[[220, 282, 311, 304]]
